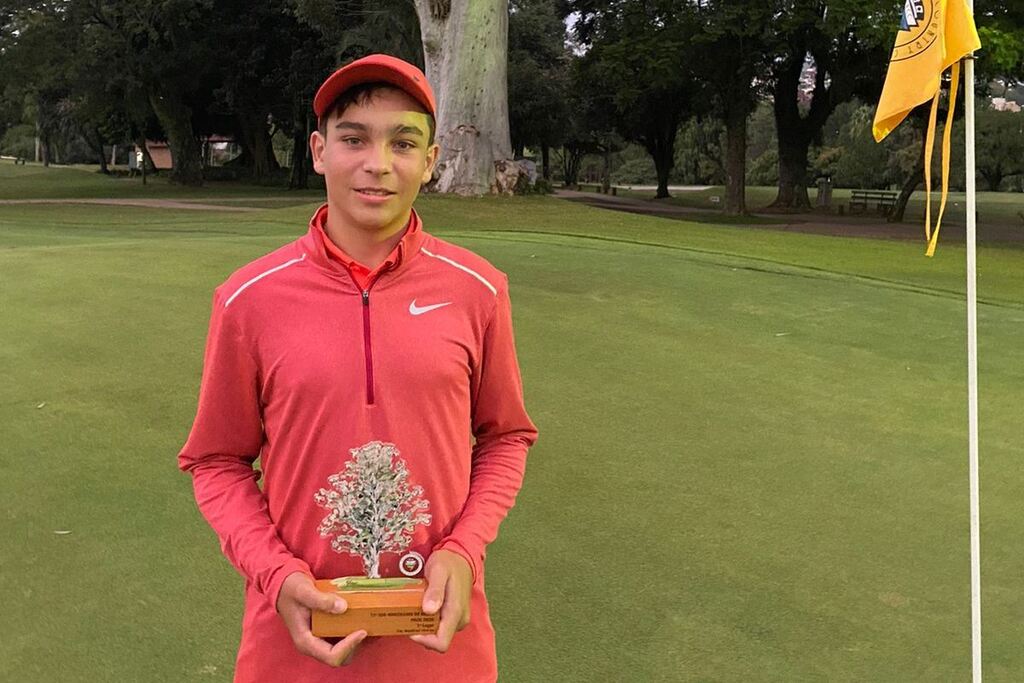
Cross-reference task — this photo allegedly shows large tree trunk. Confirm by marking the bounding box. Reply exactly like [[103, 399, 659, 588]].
[[770, 50, 812, 210], [770, 44, 835, 211], [541, 143, 550, 180], [149, 89, 204, 186], [650, 143, 672, 199], [890, 135, 927, 223], [643, 106, 680, 199], [774, 132, 812, 208], [236, 110, 280, 180], [37, 124, 50, 167], [414, 0, 514, 195], [601, 147, 611, 193], [561, 143, 582, 187], [289, 104, 311, 190], [723, 102, 748, 215], [890, 163, 923, 223], [92, 128, 109, 174], [289, 132, 309, 189], [36, 101, 53, 167]]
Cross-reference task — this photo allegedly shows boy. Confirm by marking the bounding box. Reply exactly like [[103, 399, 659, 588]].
[[178, 54, 537, 681]]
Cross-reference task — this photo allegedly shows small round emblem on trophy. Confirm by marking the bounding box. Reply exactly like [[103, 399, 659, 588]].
[[399, 551, 425, 577]]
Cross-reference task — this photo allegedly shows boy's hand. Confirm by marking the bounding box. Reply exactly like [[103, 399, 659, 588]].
[[409, 549, 473, 654], [276, 571, 367, 667]]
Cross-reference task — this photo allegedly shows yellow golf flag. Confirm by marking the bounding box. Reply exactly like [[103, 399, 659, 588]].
[[873, 0, 980, 256]]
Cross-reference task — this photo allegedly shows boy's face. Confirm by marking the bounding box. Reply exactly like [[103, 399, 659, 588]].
[[311, 88, 438, 235]]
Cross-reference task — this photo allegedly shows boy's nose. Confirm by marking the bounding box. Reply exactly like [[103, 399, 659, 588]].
[[362, 145, 392, 174]]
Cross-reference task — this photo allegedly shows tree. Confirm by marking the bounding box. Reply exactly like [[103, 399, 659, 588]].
[[976, 0, 1024, 86], [72, 0, 219, 185], [572, 0, 698, 199], [973, 104, 1024, 190], [314, 441, 432, 578], [554, 42, 620, 189], [413, 0, 515, 195], [677, 116, 727, 185], [208, 0, 291, 180], [692, 0, 774, 214], [508, 0, 571, 179], [819, 100, 890, 189], [0, 2, 72, 166], [767, 0, 892, 210]]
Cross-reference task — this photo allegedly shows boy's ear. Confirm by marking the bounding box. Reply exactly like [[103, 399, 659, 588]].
[[421, 143, 440, 184], [310, 130, 326, 175]]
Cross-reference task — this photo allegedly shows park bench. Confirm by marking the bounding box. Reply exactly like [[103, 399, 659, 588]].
[[849, 189, 898, 215]]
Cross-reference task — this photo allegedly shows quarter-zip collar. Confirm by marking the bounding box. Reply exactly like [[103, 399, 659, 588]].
[[301, 202, 425, 289]]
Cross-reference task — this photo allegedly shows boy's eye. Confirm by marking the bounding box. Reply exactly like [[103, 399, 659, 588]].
[[394, 141, 416, 151], [341, 137, 362, 146]]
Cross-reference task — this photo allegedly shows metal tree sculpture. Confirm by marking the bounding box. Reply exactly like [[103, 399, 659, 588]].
[[314, 441, 432, 578]]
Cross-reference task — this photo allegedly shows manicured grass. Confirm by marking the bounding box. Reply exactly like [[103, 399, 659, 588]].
[[1, 186, 1022, 681]]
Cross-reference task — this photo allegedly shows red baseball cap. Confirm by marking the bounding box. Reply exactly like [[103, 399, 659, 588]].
[[313, 54, 436, 119]]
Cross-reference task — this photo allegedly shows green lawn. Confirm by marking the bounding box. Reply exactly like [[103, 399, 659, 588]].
[[1, 169, 1023, 681]]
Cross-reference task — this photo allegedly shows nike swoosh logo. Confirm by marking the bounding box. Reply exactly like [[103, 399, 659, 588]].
[[409, 299, 452, 316]]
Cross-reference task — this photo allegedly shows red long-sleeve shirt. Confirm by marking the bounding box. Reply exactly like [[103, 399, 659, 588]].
[[178, 204, 537, 682]]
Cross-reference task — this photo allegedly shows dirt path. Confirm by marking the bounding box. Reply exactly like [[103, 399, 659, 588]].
[[556, 189, 1024, 245]]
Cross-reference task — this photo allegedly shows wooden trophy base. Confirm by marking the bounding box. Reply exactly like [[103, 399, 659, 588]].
[[311, 577, 439, 637]]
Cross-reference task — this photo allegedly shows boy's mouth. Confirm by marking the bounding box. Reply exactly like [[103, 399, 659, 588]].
[[355, 187, 396, 197]]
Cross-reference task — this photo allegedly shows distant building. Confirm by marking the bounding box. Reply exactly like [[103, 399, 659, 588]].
[[133, 136, 240, 170], [136, 141, 173, 170], [991, 97, 1022, 113]]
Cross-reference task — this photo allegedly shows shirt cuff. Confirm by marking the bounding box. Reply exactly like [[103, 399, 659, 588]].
[[266, 557, 314, 613], [433, 538, 480, 585]]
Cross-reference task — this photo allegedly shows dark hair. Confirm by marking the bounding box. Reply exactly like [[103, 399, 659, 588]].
[[317, 81, 436, 145]]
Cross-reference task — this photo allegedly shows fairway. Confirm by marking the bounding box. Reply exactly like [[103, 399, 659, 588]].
[[2, 188, 1023, 680]]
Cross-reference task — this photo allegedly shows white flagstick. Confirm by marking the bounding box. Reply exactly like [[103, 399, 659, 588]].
[[963, 47, 981, 682]]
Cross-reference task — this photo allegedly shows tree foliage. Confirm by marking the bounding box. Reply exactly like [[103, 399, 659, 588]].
[[972, 104, 1024, 190], [571, 0, 699, 198], [690, 0, 775, 213], [766, 0, 893, 209], [1, 0, 1021, 204], [508, 0, 570, 174]]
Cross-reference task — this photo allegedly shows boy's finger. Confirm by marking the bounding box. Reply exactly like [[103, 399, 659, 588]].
[[435, 606, 459, 647], [299, 584, 347, 614], [296, 631, 333, 662], [327, 630, 367, 666], [409, 633, 446, 653], [409, 607, 459, 653], [422, 566, 449, 615]]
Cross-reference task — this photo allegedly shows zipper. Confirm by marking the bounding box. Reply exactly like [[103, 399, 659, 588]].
[[361, 289, 375, 405]]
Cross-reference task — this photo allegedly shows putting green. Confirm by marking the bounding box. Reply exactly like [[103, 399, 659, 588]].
[[1, 197, 1021, 681]]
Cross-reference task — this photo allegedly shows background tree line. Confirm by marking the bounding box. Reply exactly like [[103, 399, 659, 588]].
[[1, 0, 1022, 215]]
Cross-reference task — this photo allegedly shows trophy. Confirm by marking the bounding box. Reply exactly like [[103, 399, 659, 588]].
[[310, 441, 439, 637]]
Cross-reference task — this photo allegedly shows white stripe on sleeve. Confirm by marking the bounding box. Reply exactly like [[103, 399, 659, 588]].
[[224, 254, 306, 307], [421, 247, 497, 295]]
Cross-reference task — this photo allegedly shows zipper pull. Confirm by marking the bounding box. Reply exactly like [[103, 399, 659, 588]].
[[362, 290, 369, 305]]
